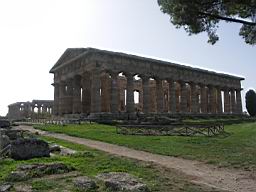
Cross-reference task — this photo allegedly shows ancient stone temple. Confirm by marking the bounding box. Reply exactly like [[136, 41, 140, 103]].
[[7, 100, 53, 120], [50, 48, 244, 118]]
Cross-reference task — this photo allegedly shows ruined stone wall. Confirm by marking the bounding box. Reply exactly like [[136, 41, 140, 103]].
[[7, 100, 53, 120]]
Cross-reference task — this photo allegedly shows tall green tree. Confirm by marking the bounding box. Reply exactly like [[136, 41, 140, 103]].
[[158, 0, 256, 44], [245, 89, 256, 116]]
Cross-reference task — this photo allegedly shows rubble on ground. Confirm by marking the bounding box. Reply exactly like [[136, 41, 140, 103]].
[[73, 176, 98, 191], [7, 163, 74, 182], [97, 172, 149, 192]]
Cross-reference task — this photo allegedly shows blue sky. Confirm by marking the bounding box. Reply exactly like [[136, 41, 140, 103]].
[[0, 0, 255, 115]]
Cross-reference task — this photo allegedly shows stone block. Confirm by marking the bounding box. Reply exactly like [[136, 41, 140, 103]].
[[96, 172, 149, 192], [73, 176, 97, 191], [0, 183, 12, 192], [0, 134, 10, 150], [10, 138, 50, 160]]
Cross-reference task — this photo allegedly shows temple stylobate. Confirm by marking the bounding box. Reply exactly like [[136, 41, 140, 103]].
[[50, 48, 244, 118]]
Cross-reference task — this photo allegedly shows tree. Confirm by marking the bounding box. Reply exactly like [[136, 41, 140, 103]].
[[158, 0, 256, 45], [245, 89, 256, 116]]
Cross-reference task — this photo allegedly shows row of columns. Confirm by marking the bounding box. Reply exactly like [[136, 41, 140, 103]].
[[53, 72, 243, 116], [31, 105, 52, 114], [8, 102, 53, 120], [9, 104, 52, 115]]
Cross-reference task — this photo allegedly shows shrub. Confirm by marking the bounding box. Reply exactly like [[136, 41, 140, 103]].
[[245, 89, 256, 116]]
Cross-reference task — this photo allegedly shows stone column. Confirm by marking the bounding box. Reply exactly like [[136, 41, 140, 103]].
[[42, 106, 47, 113], [110, 72, 119, 113], [72, 76, 82, 114], [209, 86, 216, 113], [200, 84, 207, 113], [156, 79, 164, 113], [196, 90, 200, 113], [126, 73, 135, 113], [91, 69, 101, 113], [101, 73, 110, 112], [180, 81, 187, 113], [168, 80, 176, 113], [236, 89, 243, 114], [224, 89, 230, 113], [66, 80, 73, 114], [230, 89, 236, 114], [176, 83, 180, 112], [216, 87, 223, 114], [58, 82, 66, 115], [205, 87, 209, 113], [53, 83, 59, 115], [38, 105, 41, 114], [81, 72, 91, 114], [142, 76, 150, 113], [190, 83, 198, 113]]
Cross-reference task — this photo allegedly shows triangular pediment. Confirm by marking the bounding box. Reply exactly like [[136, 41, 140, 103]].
[[50, 48, 88, 72]]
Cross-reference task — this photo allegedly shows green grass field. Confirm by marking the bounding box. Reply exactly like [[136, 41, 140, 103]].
[[35, 122, 256, 170], [0, 137, 219, 192]]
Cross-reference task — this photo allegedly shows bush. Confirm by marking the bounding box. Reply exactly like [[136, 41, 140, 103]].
[[245, 89, 256, 116]]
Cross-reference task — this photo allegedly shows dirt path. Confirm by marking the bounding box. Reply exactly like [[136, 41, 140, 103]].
[[18, 125, 256, 192]]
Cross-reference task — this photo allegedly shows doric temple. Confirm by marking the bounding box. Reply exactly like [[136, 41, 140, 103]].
[[50, 48, 244, 118], [7, 100, 53, 120]]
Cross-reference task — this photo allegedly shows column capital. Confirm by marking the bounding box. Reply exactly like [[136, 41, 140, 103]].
[[167, 78, 175, 83], [178, 80, 186, 86], [215, 86, 221, 90], [125, 74, 135, 84], [109, 71, 119, 78], [188, 82, 197, 87], [223, 87, 231, 91], [73, 75, 81, 81], [207, 84, 215, 89], [72, 76, 81, 87], [81, 71, 91, 79], [154, 76, 163, 81], [123, 72, 135, 78], [155, 78, 163, 84], [59, 81, 66, 86], [139, 74, 150, 80], [198, 83, 206, 87], [66, 78, 74, 85]]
